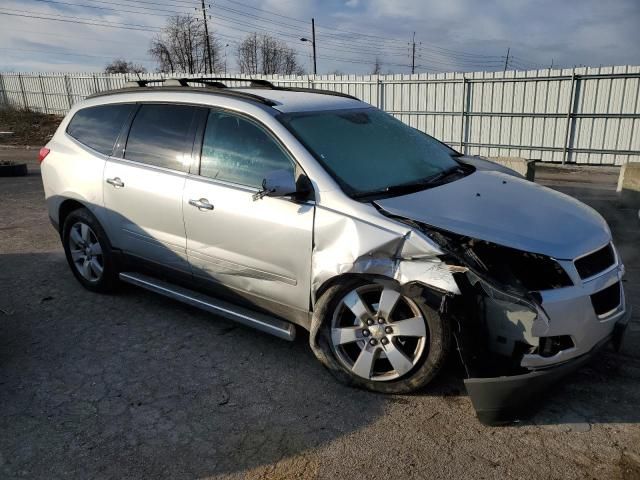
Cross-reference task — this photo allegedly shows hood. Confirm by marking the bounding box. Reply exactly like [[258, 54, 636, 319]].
[[375, 170, 610, 260]]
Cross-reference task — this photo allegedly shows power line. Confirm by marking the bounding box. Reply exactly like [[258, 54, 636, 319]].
[[0, 10, 160, 32], [0, 46, 150, 63], [83, 0, 197, 10], [2, 2, 511, 73], [25, 0, 508, 69], [2, 27, 148, 45], [207, 11, 502, 69], [221, 0, 309, 25], [30, 0, 191, 18], [219, 0, 504, 60]]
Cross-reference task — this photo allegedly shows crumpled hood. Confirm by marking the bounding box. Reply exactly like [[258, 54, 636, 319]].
[[375, 170, 611, 260]]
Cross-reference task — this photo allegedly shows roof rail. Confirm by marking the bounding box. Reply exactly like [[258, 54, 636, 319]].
[[92, 76, 361, 105], [158, 77, 359, 100], [123, 79, 165, 88], [187, 77, 275, 88], [273, 86, 359, 101]]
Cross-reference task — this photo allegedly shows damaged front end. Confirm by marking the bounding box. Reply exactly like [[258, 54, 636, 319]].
[[310, 204, 628, 424], [421, 227, 629, 424]]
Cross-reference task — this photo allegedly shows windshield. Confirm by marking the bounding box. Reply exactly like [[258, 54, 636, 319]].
[[278, 107, 462, 197]]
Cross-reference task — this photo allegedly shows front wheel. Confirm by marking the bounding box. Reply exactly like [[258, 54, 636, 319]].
[[311, 279, 450, 394], [62, 208, 119, 293]]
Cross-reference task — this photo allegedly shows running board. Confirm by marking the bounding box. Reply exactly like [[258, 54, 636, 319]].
[[119, 272, 296, 341]]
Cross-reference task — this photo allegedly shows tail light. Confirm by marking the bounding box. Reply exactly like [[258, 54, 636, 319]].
[[38, 147, 50, 163]]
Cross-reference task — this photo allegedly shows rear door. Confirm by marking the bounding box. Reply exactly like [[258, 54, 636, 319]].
[[103, 103, 203, 272], [183, 109, 314, 311]]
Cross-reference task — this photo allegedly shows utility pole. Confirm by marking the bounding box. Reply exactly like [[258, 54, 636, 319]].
[[201, 0, 213, 74], [300, 20, 317, 75], [224, 43, 229, 75], [503, 46, 510, 73], [311, 18, 317, 75], [411, 32, 416, 74]]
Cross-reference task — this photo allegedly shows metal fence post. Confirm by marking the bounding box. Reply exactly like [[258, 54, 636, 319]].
[[64, 75, 73, 111], [92, 73, 100, 94], [38, 74, 49, 114], [0, 73, 9, 109], [459, 76, 467, 152], [562, 69, 577, 164], [377, 76, 383, 109], [17, 74, 28, 110]]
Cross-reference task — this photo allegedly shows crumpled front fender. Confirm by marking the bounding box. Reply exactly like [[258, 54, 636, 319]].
[[311, 206, 461, 304]]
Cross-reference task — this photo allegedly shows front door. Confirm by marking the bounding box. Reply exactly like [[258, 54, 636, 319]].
[[103, 103, 200, 272], [183, 109, 314, 311]]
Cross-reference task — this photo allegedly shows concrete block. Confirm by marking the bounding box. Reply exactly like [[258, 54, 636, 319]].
[[488, 157, 536, 181], [616, 162, 640, 209]]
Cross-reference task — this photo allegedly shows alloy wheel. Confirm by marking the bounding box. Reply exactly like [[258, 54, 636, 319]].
[[330, 284, 428, 381], [68, 221, 104, 282]]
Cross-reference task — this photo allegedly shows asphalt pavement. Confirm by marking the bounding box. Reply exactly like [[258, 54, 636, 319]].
[[1, 149, 639, 479]]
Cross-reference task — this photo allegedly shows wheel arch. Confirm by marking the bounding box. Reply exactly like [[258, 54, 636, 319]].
[[313, 273, 450, 313], [58, 198, 88, 234], [58, 199, 115, 252], [313, 273, 398, 310]]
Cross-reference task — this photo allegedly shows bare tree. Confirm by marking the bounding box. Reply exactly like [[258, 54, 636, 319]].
[[237, 33, 304, 75], [149, 15, 223, 74], [371, 57, 382, 75], [237, 33, 259, 75], [104, 58, 147, 74]]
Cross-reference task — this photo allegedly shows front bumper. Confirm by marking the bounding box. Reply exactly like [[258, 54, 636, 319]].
[[519, 256, 626, 369], [464, 307, 630, 425]]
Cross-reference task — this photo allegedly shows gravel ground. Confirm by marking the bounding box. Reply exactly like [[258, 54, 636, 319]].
[[1, 154, 639, 479]]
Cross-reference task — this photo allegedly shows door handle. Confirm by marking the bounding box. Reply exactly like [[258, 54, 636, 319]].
[[106, 177, 125, 188], [189, 198, 214, 211]]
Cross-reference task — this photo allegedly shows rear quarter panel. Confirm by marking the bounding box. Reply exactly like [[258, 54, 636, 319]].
[[41, 128, 108, 231]]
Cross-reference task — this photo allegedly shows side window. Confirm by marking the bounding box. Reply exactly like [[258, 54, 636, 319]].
[[200, 110, 294, 188], [124, 104, 196, 172], [66, 104, 134, 155]]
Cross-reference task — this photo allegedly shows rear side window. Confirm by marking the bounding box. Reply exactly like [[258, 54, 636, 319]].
[[124, 104, 197, 172], [66, 104, 134, 155]]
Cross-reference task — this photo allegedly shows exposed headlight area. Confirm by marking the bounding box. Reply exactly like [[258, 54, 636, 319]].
[[423, 227, 572, 293], [458, 240, 573, 291]]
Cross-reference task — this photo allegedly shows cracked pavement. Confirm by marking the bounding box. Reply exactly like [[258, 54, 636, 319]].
[[1, 152, 639, 479]]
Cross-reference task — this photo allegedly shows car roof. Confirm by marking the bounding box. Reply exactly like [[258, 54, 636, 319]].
[[87, 78, 365, 114], [233, 88, 364, 113]]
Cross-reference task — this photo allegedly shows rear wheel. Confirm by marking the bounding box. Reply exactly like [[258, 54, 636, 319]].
[[62, 208, 118, 292], [312, 279, 450, 393]]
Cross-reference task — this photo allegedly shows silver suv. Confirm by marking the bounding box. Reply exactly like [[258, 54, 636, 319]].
[[40, 78, 629, 423]]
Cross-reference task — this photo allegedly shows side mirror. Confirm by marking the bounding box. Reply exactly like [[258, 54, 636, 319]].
[[253, 169, 298, 200]]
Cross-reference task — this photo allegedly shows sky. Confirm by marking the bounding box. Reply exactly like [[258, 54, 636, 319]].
[[0, 0, 639, 74]]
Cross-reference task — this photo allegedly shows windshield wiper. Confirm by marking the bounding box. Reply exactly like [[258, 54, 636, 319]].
[[352, 179, 434, 200], [424, 165, 466, 184], [352, 166, 469, 200]]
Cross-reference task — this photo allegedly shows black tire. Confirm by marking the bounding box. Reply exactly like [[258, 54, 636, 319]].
[[0, 163, 28, 177], [310, 277, 450, 394], [62, 207, 119, 293]]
